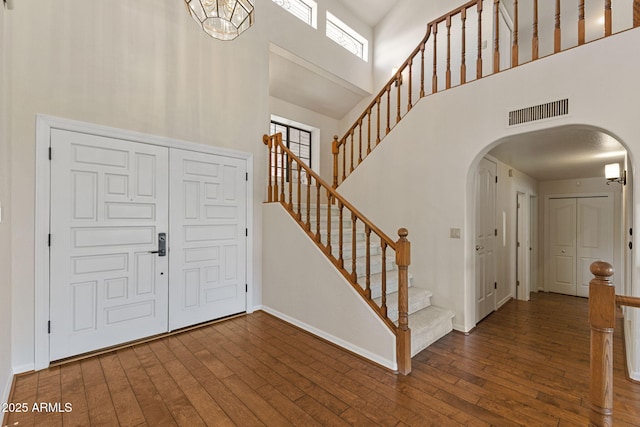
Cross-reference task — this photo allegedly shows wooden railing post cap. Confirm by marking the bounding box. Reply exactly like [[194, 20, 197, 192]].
[[590, 261, 614, 279], [396, 228, 410, 267], [332, 135, 340, 154], [262, 134, 270, 145]]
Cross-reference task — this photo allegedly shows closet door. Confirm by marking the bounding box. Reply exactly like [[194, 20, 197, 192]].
[[576, 197, 613, 297], [548, 198, 577, 295]]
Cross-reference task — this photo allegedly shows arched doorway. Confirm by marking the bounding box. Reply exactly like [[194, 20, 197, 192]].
[[470, 125, 632, 322]]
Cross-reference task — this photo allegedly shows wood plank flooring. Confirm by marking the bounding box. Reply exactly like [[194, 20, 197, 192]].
[[4, 292, 640, 426]]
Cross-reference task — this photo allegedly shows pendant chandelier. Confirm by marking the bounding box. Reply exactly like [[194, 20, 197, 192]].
[[184, 0, 254, 41]]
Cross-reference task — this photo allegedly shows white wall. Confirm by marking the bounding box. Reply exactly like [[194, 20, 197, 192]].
[[336, 29, 640, 339], [0, 0, 14, 405], [490, 157, 538, 306], [9, 0, 270, 372], [266, 0, 373, 93], [538, 178, 623, 294], [262, 203, 396, 369]]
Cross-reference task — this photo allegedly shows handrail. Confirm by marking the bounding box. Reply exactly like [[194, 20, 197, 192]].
[[263, 133, 412, 374], [588, 261, 640, 426], [332, 0, 640, 188]]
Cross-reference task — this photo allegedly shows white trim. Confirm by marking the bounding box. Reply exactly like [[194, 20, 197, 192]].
[[259, 306, 396, 371], [497, 295, 512, 309], [624, 312, 640, 381], [35, 114, 254, 370], [10, 363, 34, 375], [1, 370, 12, 407]]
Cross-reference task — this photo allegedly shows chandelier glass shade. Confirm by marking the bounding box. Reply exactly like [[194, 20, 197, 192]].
[[185, 0, 254, 41]]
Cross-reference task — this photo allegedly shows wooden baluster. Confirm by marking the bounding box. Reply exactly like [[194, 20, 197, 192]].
[[332, 136, 339, 189], [380, 241, 388, 317], [396, 228, 411, 376], [512, 0, 519, 67], [461, 8, 467, 85], [367, 111, 372, 154], [588, 261, 615, 427], [280, 143, 285, 203], [315, 181, 321, 242], [635, 0, 640, 28], [532, 0, 539, 60], [578, 0, 585, 45], [305, 171, 311, 231], [326, 190, 332, 256], [287, 156, 293, 210], [365, 226, 371, 299], [350, 131, 354, 172], [341, 141, 346, 182], [432, 23, 438, 93], [263, 135, 273, 202], [604, 0, 612, 36], [477, 1, 483, 79], [420, 41, 426, 97], [351, 213, 357, 282], [554, 0, 561, 53], [446, 16, 452, 89], [396, 70, 402, 124], [358, 122, 363, 164], [493, 0, 500, 73], [296, 163, 301, 220], [407, 58, 413, 112], [376, 97, 382, 145], [338, 202, 344, 268], [386, 86, 391, 133]]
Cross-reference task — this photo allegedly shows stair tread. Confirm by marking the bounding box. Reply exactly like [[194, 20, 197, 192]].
[[373, 286, 431, 305], [408, 305, 455, 357], [408, 305, 455, 330]]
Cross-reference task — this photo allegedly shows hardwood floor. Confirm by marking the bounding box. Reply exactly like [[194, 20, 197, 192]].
[[4, 292, 640, 426]]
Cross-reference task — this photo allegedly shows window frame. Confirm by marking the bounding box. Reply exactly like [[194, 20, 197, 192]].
[[270, 120, 313, 183], [271, 0, 318, 29], [325, 11, 369, 61]]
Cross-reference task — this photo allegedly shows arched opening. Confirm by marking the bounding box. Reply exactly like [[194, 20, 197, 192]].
[[468, 124, 633, 323]]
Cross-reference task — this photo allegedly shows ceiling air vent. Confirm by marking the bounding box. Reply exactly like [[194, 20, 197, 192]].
[[508, 98, 568, 126]]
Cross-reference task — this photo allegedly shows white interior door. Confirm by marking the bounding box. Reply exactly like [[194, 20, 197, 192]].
[[475, 158, 497, 322], [576, 197, 613, 297], [50, 129, 169, 360], [547, 196, 613, 297], [169, 149, 247, 331], [548, 198, 577, 295]]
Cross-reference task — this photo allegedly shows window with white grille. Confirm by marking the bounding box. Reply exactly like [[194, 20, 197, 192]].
[[326, 12, 368, 61], [272, 0, 317, 28]]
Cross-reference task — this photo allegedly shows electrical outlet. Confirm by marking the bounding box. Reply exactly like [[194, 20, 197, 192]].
[[450, 228, 461, 239]]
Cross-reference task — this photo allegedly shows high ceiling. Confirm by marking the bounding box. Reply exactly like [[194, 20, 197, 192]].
[[334, 0, 400, 27]]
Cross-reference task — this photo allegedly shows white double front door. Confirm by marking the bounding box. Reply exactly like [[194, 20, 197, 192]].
[[49, 129, 247, 360]]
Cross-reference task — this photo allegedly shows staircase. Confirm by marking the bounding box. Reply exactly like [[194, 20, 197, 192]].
[[307, 205, 454, 357]]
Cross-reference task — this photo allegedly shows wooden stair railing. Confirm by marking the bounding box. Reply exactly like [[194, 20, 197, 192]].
[[332, 0, 640, 188], [589, 261, 640, 427], [264, 133, 412, 375]]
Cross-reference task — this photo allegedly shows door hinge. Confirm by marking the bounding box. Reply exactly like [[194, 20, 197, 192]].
[[245, 284, 248, 293], [495, 176, 498, 183], [48, 321, 51, 334], [494, 282, 497, 290], [494, 229, 498, 236], [517, 280, 520, 287], [245, 228, 248, 237], [517, 241, 520, 247], [48, 234, 51, 247], [246, 172, 248, 181], [48, 147, 52, 160]]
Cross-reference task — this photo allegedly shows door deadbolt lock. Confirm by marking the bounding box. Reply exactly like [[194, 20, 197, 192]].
[[149, 233, 167, 256]]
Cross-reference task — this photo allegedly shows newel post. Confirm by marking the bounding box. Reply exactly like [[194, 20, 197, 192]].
[[589, 261, 615, 427], [396, 228, 411, 375], [634, 0, 640, 28], [332, 135, 339, 189]]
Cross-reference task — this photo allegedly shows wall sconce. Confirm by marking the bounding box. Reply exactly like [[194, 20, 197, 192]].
[[605, 163, 626, 185]]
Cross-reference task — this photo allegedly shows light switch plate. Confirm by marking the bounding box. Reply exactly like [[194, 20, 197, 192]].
[[450, 228, 461, 239]]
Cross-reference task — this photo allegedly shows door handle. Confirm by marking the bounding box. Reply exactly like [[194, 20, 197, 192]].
[[149, 233, 166, 256], [475, 245, 484, 251]]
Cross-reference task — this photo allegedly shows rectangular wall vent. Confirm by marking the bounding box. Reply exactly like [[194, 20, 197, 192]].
[[508, 98, 568, 126]]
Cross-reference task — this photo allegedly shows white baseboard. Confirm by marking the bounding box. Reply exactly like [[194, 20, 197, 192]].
[[12, 363, 34, 375], [497, 296, 512, 309], [260, 306, 396, 371], [1, 370, 12, 407], [623, 318, 640, 381]]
